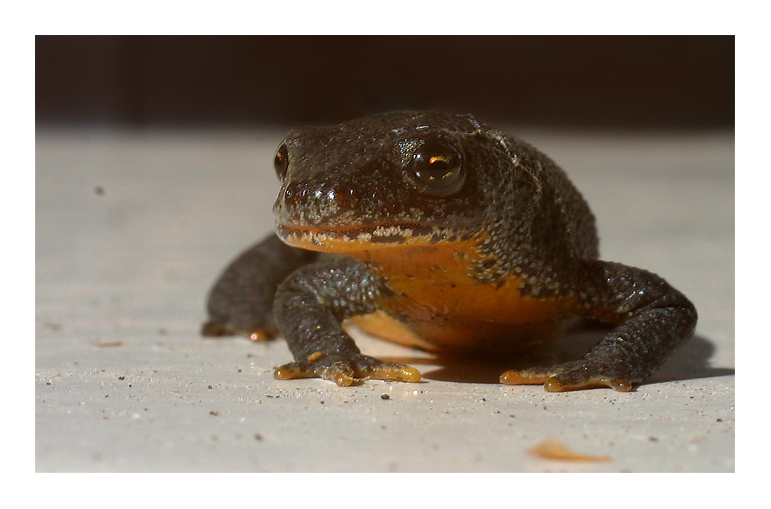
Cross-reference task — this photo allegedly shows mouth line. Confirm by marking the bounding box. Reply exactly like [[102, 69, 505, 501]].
[[276, 221, 475, 248]]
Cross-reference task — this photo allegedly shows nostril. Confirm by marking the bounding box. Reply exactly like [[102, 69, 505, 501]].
[[283, 181, 308, 202]]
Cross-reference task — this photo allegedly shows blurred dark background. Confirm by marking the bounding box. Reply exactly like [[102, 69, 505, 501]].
[[36, 35, 733, 129]]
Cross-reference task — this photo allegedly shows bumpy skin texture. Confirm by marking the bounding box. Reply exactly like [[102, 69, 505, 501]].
[[202, 111, 697, 392]]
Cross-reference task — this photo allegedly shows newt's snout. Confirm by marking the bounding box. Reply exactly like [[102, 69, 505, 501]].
[[274, 175, 362, 229]]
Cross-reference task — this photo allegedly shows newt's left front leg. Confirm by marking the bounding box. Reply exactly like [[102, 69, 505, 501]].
[[272, 258, 421, 386], [501, 261, 697, 392]]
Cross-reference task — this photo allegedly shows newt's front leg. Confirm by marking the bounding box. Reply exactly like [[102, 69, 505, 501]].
[[273, 258, 421, 386], [501, 261, 697, 392]]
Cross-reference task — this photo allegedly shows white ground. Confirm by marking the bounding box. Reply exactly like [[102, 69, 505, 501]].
[[35, 125, 734, 472]]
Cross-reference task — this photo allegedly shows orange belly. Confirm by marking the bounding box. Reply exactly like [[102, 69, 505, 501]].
[[350, 243, 581, 352], [350, 310, 578, 352]]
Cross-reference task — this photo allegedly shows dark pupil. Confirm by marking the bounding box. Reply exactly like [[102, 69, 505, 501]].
[[412, 144, 460, 188], [274, 143, 289, 179]]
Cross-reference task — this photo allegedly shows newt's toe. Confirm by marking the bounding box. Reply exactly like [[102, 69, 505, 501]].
[[499, 370, 549, 386], [369, 364, 422, 383], [274, 360, 361, 386], [543, 376, 633, 392], [274, 353, 421, 386], [500, 367, 634, 392]]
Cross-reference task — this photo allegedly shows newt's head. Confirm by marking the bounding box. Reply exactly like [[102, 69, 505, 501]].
[[273, 111, 541, 255]]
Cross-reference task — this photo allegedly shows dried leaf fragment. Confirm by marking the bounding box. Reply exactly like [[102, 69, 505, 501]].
[[528, 439, 611, 462], [90, 340, 124, 348]]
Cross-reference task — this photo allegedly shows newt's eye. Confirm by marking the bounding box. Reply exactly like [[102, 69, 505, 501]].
[[274, 143, 289, 180], [405, 140, 465, 196]]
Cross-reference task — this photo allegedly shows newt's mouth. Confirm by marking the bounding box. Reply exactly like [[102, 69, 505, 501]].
[[276, 222, 476, 253]]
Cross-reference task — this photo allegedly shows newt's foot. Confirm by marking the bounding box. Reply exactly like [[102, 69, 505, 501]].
[[274, 352, 421, 386], [500, 361, 634, 392], [201, 321, 274, 342]]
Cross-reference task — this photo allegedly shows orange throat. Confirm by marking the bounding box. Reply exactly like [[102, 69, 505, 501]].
[[278, 223, 580, 350]]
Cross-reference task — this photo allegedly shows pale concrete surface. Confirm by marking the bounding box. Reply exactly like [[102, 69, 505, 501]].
[[35, 125, 734, 472]]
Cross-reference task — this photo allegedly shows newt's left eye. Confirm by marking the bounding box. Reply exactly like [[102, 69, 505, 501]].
[[404, 140, 465, 196]]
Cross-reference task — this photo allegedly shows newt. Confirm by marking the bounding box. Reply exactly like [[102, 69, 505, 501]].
[[202, 111, 697, 392]]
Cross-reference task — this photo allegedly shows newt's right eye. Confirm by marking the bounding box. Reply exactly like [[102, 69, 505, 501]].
[[274, 143, 289, 180]]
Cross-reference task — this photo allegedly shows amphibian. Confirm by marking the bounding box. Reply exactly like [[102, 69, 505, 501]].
[[202, 111, 697, 392]]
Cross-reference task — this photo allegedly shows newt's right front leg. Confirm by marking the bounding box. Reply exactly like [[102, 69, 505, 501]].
[[273, 258, 421, 386]]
